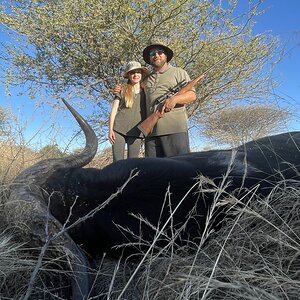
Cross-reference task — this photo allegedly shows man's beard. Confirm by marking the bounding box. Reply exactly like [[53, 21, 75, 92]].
[[151, 57, 167, 69]]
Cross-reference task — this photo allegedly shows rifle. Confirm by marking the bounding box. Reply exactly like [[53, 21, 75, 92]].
[[137, 51, 233, 137]]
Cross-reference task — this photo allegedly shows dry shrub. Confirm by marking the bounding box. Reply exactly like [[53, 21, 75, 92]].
[[0, 142, 114, 184], [87, 145, 145, 169], [87, 147, 113, 169], [0, 141, 40, 184]]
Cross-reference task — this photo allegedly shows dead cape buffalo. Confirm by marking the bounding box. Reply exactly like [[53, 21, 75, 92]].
[[5, 99, 300, 298]]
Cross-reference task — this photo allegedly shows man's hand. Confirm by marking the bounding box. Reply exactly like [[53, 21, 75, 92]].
[[163, 96, 176, 112], [113, 84, 122, 95]]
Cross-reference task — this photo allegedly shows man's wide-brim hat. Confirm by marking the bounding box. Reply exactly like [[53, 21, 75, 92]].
[[123, 61, 149, 78], [143, 38, 174, 65]]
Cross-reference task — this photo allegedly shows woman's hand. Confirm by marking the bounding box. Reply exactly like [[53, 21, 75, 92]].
[[108, 129, 116, 144]]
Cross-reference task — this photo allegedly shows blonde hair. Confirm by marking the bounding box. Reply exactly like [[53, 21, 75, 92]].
[[123, 81, 134, 108], [122, 74, 146, 108]]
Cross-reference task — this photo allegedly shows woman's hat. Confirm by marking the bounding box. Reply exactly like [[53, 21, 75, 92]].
[[123, 61, 149, 78], [142, 38, 173, 64]]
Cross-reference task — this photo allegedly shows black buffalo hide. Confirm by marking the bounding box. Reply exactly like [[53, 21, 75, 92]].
[[45, 131, 300, 258]]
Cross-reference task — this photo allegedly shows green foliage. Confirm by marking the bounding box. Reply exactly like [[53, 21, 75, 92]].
[[0, 0, 282, 131]]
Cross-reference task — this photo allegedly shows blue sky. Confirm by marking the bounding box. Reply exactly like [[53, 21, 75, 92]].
[[250, 0, 300, 130], [0, 0, 299, 151]]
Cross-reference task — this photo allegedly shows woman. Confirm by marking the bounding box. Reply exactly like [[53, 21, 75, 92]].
[[108, 61, 149, 161]]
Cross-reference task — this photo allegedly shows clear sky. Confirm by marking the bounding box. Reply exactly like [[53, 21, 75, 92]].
[[250, 0, 300, 131], [0, 0, 299, 152]]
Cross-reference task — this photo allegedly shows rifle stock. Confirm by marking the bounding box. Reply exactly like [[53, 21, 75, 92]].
[[138, 111, 164, 137], [137, 73, 204, 137], [138, 52, 233, 137]]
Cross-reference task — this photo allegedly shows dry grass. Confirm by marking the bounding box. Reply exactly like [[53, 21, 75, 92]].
[[0, 140, 113, 184], [1, 177, 299, 299], [0, 231, 75, 299], [89, 183, 300, 300], [0, 141, 299, 299]]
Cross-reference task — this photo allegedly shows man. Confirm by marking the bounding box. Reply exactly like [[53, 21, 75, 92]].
[[141, 39, 197, 157], [114, 38, 198, 157]]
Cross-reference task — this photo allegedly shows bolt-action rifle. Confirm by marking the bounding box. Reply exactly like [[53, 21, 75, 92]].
[[137, 52, 233, 137]]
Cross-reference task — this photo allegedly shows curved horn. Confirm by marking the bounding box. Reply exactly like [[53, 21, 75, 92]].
[[61, 98, 98, 168], [14, 98, 98, 183], [5, 99, 98, 298]]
